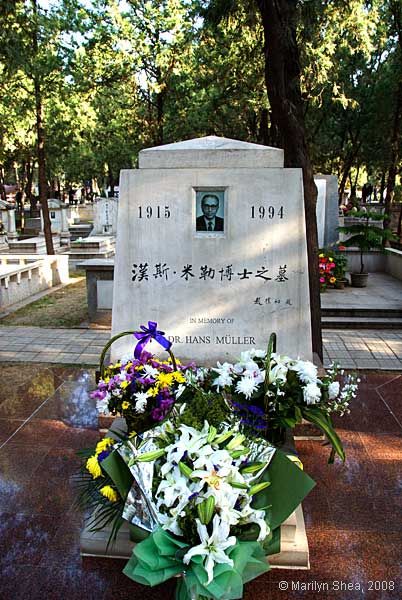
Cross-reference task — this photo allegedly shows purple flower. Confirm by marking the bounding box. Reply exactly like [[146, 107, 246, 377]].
[[98, 450, 111, 462]]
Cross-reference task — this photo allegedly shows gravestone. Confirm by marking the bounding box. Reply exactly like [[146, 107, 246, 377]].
[[111, 136, 312, 364], [40, 199, 70, 245], [91, 197, 118, 235], [314, 175, 339, 248]]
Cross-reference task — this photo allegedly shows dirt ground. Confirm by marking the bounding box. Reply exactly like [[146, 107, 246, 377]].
[[0, 277, 89, 328]]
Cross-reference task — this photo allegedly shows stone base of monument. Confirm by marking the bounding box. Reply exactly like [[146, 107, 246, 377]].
[[8, 235, 61, 254], [69, 223, 93, 241], [68, 235, 115, 266], [80, 504, 309, 569]]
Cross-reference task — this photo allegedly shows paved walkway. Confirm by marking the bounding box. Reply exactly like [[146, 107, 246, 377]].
[[0, 326, 401, 369], [321, 272, 402, 311]]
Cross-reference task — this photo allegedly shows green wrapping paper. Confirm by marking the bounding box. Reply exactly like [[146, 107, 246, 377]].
[[252, 449, 315, 530], [101, 450, 133, 499], [123, 528, 269, 600], [103, 442, 315, 597]]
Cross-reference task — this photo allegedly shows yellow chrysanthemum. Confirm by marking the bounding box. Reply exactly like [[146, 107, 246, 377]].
[[122, 401, 130, 410], [95, 437, 114, 455], [120, 380, 129, 389], [157, 373, 174, 387], [148, 386, 159, 397], [100, 485, 119, 502], [172, 371, 185, 383], [86, 455, 102, 479]]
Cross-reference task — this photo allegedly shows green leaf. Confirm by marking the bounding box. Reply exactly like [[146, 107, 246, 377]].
[[302, 407, 345, 462]]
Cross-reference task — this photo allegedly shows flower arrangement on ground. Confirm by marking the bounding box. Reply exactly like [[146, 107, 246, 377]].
[[77, 322, 357, 599], [210, 347, 358, 461], [78, 406, 314, 599], [318, 250, 337, 290], [92, 342, 199, 434]]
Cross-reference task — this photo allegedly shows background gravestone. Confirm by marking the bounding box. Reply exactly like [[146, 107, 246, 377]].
[[111, 136, 312, 363], [91, 197, 118, 235], [314, 175, 339, 248]]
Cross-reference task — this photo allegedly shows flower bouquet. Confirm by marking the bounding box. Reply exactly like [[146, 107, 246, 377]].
[[318, 251, 337, 291], [207, 339, 358, 461], [77, 323, 322, 599]]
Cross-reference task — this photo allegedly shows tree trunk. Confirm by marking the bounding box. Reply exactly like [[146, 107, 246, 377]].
[[258, 107, 270, 146], [383, 74, 402, 237], [32, 0, 54, 254], [379, 171, 386, 203], [384, 0, 402, 238], [256, 0, 322, 359]]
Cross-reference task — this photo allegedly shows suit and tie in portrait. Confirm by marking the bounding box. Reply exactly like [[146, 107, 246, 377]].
[[196, 193, 225, 232]]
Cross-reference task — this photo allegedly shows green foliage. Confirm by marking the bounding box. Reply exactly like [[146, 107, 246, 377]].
[[338, 210, 395, 272], [180, 388, 231, 430]]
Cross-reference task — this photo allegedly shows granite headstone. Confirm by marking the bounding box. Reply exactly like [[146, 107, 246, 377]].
[[111, 136, 312, 363]]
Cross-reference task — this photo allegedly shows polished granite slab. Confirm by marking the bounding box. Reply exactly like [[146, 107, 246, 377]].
[[0, 365, 401, 599]]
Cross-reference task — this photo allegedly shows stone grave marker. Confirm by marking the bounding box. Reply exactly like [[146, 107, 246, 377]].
[[314, 175, 339, 248], [40, 198, 70, 245], [111, 136, 312, 364], [91, 197, 118, 235]]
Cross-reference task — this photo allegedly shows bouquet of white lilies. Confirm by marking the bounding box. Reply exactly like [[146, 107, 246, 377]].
[[92, 414, 315, 600]]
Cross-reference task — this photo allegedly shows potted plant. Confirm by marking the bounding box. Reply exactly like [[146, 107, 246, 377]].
[[333, 248, 348, 289], [338, 210, 394, 287]]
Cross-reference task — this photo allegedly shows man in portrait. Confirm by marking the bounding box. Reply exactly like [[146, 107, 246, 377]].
[[196, 193, 224, 231]]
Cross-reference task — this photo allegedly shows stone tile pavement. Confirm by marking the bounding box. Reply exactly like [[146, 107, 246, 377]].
[[0, 327, 110, 366], [0, 326, 401, 370], [323, 329, 402, 370]]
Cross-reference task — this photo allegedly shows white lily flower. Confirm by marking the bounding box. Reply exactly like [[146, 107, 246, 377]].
[[192, 447, 232, 471], [212, 372, 233, 390], [183, 515, 236, 585], [238, 505, 269, 541], [249, 349, 266, 359], [165, 422, 209, 465], [158, 511, 183, 536], [243, 367, 265, 384], [156, 470, 193, 508], [268, 362, 288, 384]]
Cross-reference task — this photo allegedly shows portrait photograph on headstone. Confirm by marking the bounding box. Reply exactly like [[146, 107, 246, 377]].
[[195, 189, 225, 233]]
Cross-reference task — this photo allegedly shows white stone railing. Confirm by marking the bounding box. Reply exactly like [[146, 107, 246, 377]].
[[0, 254, 69, 310]]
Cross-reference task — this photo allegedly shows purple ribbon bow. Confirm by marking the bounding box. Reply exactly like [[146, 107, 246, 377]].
[[133, 321, 172, 359]]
